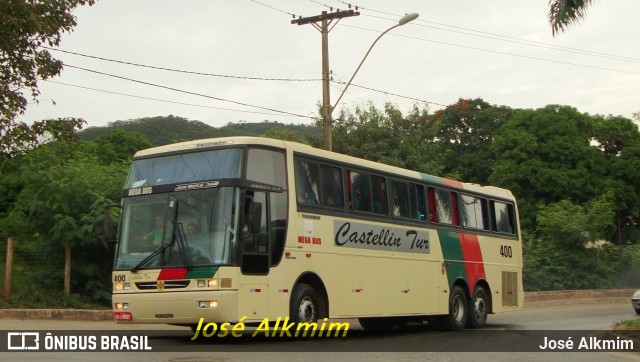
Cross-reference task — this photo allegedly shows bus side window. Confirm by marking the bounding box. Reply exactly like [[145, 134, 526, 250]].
[[429, 187, 458, 226], [428, 188, 438, 223], [481, 198, 489, 230], [295, 159, 319, 205], [320, 165, 344, 208], [491, 200, 516, 234], [451, 192, 460, 226], [414, 184, 426, 221], [372, 175, 388, 215], [392, 180, 424, 220], [461, 194, 489, 231], [391, 180, 409, 218], [348, 171, 372, 212]]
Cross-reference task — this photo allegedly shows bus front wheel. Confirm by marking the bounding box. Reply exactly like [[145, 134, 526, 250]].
[[291, 283, 318, 323]]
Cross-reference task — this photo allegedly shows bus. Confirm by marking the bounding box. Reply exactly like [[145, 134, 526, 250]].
[[112, 136, 522, 331]]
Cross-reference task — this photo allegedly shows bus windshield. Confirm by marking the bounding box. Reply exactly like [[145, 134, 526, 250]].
[[125, 148, 243, 188], [114, 187, 240, 270]]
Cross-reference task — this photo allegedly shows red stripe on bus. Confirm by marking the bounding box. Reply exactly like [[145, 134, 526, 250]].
[[443, 178, 464, 189], [458, 233, 486, 293], [158, 268, 188, 280]]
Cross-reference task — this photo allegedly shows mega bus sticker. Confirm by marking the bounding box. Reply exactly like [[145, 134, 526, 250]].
[[333, 221, 430, 254]]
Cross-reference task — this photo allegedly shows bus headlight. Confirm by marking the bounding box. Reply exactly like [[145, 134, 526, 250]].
[[198, 301, 218, 309], [114, 282, 130, 291], [197, 279, 218, 289]]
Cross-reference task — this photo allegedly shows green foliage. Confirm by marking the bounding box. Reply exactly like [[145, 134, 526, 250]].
[[1, 100, 638, 309], [0, 117, 86, 157], [220, 120, 321, 140], [0, 126, 137, 305], [0, 0, 95, 157], [14, 147, 127, 302], [431, 98, 512, 184], [548, 0, 594, 36], [490, 105, 608, 228], [536, 194, 615, 249], [332, 102, 443, 175], [80, 128, 151, 163], [79, 116, 322, 147], [523, 195, 639, 290]]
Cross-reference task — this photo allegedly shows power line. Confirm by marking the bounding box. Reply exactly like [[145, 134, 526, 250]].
[[63, 64, 318, 119], [334, 0, 640, 63], [43, 46, 319, 82], [340, 23, 640, 76], [334, 81, 447, 107], [361, 13, 640, 65], [249, 0, 297, 17], [42, 47, 444, 109], [42, 80, 310, 119]]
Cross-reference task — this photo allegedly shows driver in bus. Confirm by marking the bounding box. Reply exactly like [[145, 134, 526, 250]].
[[140, 215, 165, 246]]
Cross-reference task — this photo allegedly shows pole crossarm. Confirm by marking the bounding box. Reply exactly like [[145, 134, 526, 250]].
[[291, 10, 416, 151], [291, 10, 360, 25]]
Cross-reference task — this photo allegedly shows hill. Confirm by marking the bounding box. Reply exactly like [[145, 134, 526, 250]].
[[79, 115, 321, 146]]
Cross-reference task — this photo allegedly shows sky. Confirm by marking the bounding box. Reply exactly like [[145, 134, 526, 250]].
[[18, 0, 640, 129]]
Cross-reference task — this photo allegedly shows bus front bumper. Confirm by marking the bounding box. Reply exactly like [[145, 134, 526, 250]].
[[112, 290, 238, 325]]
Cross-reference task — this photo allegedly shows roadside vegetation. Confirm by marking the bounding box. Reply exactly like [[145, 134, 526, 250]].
[[0, 103, 639, 308]]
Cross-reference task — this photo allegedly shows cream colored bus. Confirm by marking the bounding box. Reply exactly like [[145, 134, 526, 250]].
[[112, 136, 522, 331]]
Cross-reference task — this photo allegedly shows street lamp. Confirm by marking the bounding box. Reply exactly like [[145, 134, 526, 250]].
[[322, 13, 419, 151]]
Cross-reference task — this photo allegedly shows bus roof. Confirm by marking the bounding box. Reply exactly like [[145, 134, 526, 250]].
[[132, 136, 515, 201]]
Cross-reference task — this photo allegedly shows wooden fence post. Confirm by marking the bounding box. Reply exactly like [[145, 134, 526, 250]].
[[3, 237, 14, 299], [64, 242, 71, 296]]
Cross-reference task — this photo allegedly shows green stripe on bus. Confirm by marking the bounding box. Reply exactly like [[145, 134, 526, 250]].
[[437, 230, 467, 288], [185, 266, 218, 279], [420, 173, 444, 185]]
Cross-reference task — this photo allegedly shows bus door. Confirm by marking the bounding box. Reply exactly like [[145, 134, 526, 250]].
[[238, 190, 271, 320], [239, 190, 271, 274]]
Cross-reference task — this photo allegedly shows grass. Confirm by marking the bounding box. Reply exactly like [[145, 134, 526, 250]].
[[611, 316, 640, 349], [0, 287, 109, 309], [620, 318, 640, 328]]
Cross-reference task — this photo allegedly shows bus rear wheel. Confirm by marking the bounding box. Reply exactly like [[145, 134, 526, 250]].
[[467, 286, 489, 328], [290, 283, 318, 323], [437, 285, 468, 330]]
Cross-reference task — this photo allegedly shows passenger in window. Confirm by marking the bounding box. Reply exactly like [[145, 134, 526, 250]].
[[186, 223, 200, 235], [373, 199, 382, 213], [304, 191, 318, 204], [352, 188, 361, 210], [391, 191, 401, 217], [324, 195, 336, 207]]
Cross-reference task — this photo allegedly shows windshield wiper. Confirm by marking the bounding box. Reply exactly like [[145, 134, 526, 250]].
[[131, 242, 172, 273], [130, 196, 194, 273]]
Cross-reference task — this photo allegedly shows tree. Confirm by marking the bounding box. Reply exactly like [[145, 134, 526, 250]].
[[81, 128, 151, 164], [592, 115, 640, 245], [0, 0, 95, 151], [0, 127, 149, 304], [332, 102, 443, 175], [522, 194, 627, 291], [548, 0, 594, 36], [431, 98, 512, 184], [0, 117, 85, 157], [490, 105, 605, 230]]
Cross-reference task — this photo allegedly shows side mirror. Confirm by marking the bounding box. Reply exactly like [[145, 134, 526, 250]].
[[103, 203, 121, 243]]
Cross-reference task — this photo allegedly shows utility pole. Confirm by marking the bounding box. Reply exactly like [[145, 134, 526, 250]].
[[292, 9, 360, 151]]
